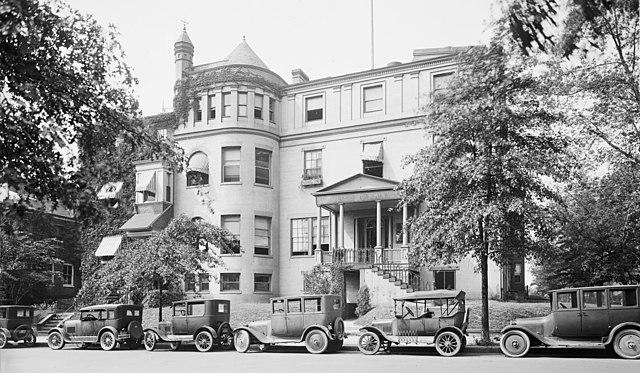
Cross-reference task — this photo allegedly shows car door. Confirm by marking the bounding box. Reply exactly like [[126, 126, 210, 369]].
[[580, 289, 609, 337], [172, 302, 188, 335], [553, 291, 582, 337], [271, 299, 287, 337], [285, 298, 304, 338], [186, 301, 206, 335]]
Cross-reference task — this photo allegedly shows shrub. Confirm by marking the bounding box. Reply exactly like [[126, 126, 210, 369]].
[[355, 285, 373, 317]]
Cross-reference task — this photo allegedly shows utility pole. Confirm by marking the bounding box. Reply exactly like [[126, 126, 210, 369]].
[[370, 0, 374, 69]]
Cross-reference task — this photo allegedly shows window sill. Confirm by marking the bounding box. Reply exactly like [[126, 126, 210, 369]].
[[254, 254, 273, 258], [254, 291, 272, 294], [220, 253, 242, 257], [254, 183, 273, 189], [291, 254, 313, 258], [62, 284, 74, 288], [186, 184, 210, 189], [301, 178, 322, 187], [220, 290, 241, 294], [221, 181, 242, 185]]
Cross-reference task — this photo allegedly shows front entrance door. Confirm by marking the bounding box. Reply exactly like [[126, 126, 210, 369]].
[[358, 217, 389, 249]]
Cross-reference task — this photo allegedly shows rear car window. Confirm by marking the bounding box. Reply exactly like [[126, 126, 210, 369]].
[[610, 289, 638, 307], [304, 298, 321, 313]]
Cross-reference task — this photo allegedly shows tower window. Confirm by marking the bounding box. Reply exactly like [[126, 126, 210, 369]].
[[254, 94, 263, 119], [255, 148, 271, 185], [238, 92, 248, 117], [208, 94, 216, 120], [223, 92, 231, 117]]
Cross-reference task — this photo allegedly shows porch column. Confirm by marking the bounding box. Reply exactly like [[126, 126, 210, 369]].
[[375, 200, 382, 249], [402, 203, 409, 248], [338, 203, 344, 248], [314, 206, 322, 263]]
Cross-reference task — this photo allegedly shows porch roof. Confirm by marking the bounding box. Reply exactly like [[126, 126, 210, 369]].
[[312, 173, 401, 212]]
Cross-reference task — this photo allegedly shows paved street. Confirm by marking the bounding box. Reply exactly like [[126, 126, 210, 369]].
[[1, 343, 638, 373]]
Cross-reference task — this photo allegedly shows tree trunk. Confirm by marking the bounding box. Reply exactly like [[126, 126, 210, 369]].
[[478, 217, 490, 343], [158, 278, 163, 322]]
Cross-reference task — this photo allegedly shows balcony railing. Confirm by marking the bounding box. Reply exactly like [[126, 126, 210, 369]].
[[320, 247, 407, 266]]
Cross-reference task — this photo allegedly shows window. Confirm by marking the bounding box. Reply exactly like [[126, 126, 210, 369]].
[[255, 148, 271, 185], [188, 302, 205, 316], [272, 299, 285, 314], [62, 264, 73, 286], [136, 171, 156, 203], [288, 298, 302, 313], [220, 273, 240, 292], [363, 161, 383, 177], [303, 150, 322, 179], [304, 298, 321, 313], [255, 216, 271, 255], [222, 92, 231, 117], [361, 142, 383, 178], [208, 94, 216, 120], [269, 98, 275, 123], [221, 215, 241, 254], [291, 218, 310, 256], [305, 95, 323, 122], [610, 288, 638, 307], [186, 152, 209, 187], [583, 290, 605, 308], [514, 263, 522, 284], [312, 216, 329, 251], [363, 84, 383, 114], [254, 274, 272, 292], [434, 270, 455, 290], [254, 94, 263, 119], [0, 309, 6, 318], [194, 99, 202, 122], [173, 302, 186, 316], [199, 273, 210, 292], [185, 274, 196, 292], [433, 72, 454, 92], [222, 147, 241, 182], [238, 92, 248, 117], [107, 310, 115, 319], [557, 291, 578, 309]]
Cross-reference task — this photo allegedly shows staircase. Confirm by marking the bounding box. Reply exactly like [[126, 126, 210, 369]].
[[371, 264, 418, 293], [37, 312, 75, 336]]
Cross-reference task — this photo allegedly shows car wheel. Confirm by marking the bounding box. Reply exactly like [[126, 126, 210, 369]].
[[170, 341, 181, 351], [99, 331, 117, 351], [234, 330, 251, 353], [328, 338, 344, 353], [143, 331, 157, 351], [435, 331, 462, 357], [0, 331, 7, 349], [305, 329, 329, 354], [47, 331, 65, 350], [23, 331, 36, 347], [613, 329, 640, 359], [217, 323, 234, 350], [195, 330, 214, 352], [500, 330, 530, 358], [358, 332, 380, 355]]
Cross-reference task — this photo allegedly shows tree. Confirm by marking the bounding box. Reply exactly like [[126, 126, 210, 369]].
[[0, 0, 178, 205], [77, 215, 239, 321], [400, 37, 569, 342]]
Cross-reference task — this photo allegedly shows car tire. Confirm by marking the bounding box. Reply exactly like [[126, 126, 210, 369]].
[[305, 329, 329, 354], [170, 341, 181, 351], [358, 332, 381, 355], [613, 329, 640, 359], [195, 330, 214, 352], [47, 331, 65, 350], [99, 331, 117, 351], [217, 323, 234, 350], [234, 330, 251, 353], [0, 331, 7, 349], [435, 331, 462, 357], [143, 331, 157, 351], [23, 331, 36, 347], [500, 330, 530, 358]]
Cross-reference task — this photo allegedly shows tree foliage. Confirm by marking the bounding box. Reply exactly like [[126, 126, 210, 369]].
[[401, 37, 569, 341]]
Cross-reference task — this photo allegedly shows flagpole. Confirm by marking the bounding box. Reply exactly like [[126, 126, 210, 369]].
[[370, 0, 374, 69]]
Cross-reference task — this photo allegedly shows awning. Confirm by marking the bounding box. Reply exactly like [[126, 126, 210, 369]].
[[97, 182, 123, 200], [120, 206, 174, 237], [187, 152, 209, 174], [95, 235, 123, 257], [361, 142, 383, 162], [120, 213, 161, 231], [135, 171, 156, 193]]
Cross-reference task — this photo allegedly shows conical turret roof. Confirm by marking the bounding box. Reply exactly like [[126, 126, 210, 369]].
[[224, 38, 269, 70], [176, 26, 193, 45]]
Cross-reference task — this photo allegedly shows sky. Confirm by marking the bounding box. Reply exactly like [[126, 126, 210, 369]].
[[64, 0, 499, 116]]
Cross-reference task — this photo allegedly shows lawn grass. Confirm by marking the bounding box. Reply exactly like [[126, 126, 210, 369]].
[[142, 300, 550, 331]]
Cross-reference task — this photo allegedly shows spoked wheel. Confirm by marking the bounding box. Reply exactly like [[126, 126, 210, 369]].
[[24, 332, 36, 347], [195, 331, 214, 352], [143, 331, 157, 351], [613, 329, 640, 359], [500, 330, 530, 358], [100, 331, 117, 351], [47, 331, 65, 350], [217, 324, 234, 350], [358, 332, 381, 355], [170, 341, 181, 351], [234, 330, 251, 353], [0, 331, 7, 349], [305, 329, 329, 354], [435, 331, 462, 357]]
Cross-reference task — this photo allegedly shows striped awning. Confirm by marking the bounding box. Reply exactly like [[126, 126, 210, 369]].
[[135, 172, 156, 193], [187, 152, 209, 174], [97, 182, 123, 200], [95, 235, 123, 257], [361, 142, 383, 162]]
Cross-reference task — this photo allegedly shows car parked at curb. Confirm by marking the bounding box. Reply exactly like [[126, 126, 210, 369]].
[[500, 284, 640, 359], [47, 304, 143, 351], [357, 290, 470, 357], [0, 305, 37, 349], [233, 294, 345, 354], [143, 298, 233, 352]]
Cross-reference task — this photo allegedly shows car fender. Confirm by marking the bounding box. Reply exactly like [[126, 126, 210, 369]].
[[0, 327, 10, 341], [193, 325, 218, 341], [233, 326, 270, 344], [302, 325, 334, 341], [358, 326, 397, 344], [143, 327, 169, 342], [98, 326, 120, 341], [604, 322, 640, 345], [47, 327, 69, 341], [436, 326, 465, 339], [500, 325, 547, 346]]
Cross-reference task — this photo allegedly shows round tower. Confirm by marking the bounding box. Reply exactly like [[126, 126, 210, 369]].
[[174, 26, 194, 81]]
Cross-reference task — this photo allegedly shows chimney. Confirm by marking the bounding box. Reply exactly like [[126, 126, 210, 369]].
[[291, 68, 309, 84]]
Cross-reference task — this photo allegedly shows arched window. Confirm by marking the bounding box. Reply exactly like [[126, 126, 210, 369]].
[[187, 152, 209, 186]]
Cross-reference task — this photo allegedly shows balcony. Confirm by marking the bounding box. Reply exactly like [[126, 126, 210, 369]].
[[318, 247, 408, 267]]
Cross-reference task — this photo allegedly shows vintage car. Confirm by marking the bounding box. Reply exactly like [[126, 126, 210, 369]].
[[500, 284, 640, 359], [233, 294, 345, 354], [143, 298, 233, 352], [47, 304, 143, 350], [357, 290, 470, 357], [0, 305, 37, 349]]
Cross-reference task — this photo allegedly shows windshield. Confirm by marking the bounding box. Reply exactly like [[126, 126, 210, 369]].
[[394, 297, 464, 318]]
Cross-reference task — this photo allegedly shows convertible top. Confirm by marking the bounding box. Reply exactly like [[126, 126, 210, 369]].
[[394, 290, 465, 302]]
